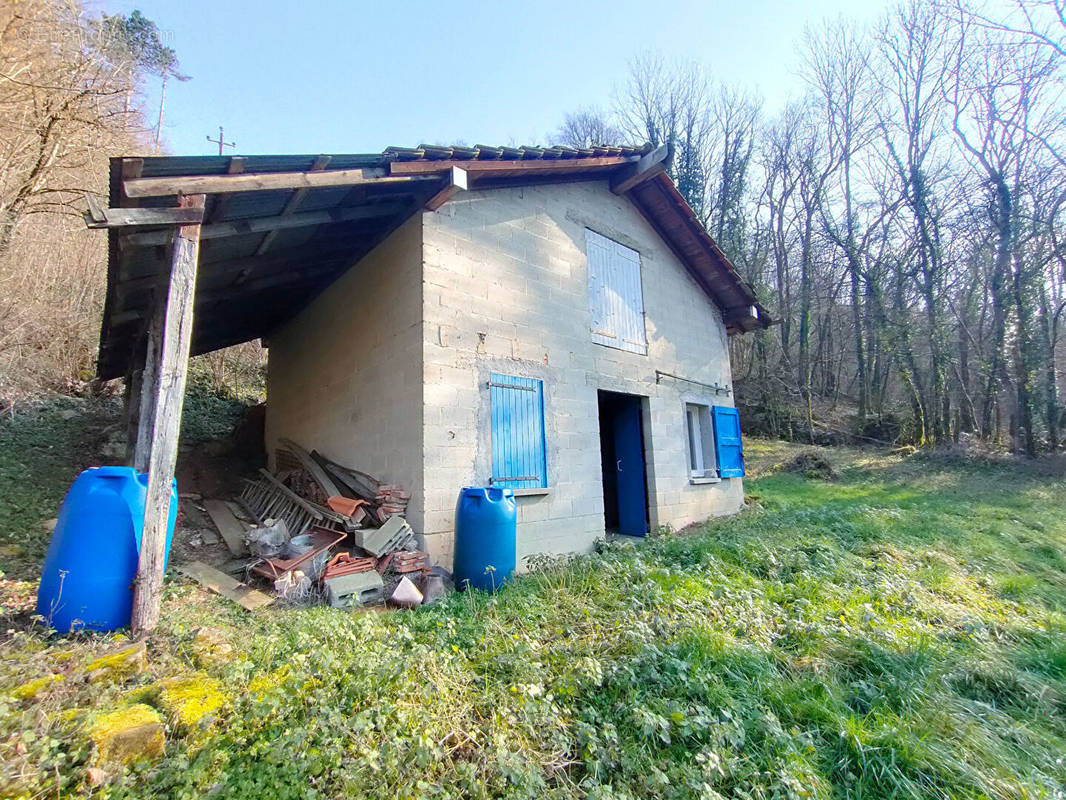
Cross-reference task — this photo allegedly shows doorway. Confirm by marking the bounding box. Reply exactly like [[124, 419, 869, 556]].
[[597, 391, 649, 537]]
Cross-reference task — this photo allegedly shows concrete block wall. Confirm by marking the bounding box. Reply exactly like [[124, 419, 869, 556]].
[[420, 181, 744, 567], [264, 215, 426, 533]]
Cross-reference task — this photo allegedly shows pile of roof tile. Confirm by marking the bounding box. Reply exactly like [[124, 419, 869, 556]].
[[230, 438, 433, 610]]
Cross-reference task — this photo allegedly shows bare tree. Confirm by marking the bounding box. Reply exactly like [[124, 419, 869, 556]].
[[552, 107, 622, 148], [804, 21, 869, 423], [944, 1, 1062, 454]]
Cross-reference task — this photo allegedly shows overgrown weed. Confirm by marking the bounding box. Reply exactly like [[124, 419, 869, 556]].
[[1, 438, 1064, 797]]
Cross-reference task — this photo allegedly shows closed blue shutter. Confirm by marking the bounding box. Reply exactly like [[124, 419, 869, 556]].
[[489, 374, 547, 489], [712, 406, 745, 478]]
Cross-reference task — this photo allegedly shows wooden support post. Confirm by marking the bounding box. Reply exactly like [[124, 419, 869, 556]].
[[131, 194, 204, 636]]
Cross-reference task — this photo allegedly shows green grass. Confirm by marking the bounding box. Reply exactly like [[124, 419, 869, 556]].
[[1, 430, 1065, 799]]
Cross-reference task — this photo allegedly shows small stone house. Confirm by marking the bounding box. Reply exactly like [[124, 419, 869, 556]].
[[97, 144, 770, 570]]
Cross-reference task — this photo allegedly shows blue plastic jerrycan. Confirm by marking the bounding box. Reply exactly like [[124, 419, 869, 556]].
[[36, 467, 177, 632]]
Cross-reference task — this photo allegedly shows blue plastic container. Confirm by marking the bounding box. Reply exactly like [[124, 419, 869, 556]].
[[453, 487, 517, 592], [36, 467, 177, 633]]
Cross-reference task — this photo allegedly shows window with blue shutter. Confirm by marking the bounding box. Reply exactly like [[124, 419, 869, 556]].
[[489, 374, 547, 489], [685, 403, 716, 478], [712, 405, 745, 478]]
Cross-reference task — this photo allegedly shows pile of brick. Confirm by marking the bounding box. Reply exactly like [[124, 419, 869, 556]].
[[374, 486, 410, 522], [322, 519, 432, 608]]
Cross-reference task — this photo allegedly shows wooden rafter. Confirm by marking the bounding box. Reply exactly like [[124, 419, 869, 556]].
[[424, 166, 468, 211], [610, 144, 669, 195], [123, 167, 435, 198], [255, 155, 331, 256], [121, 202, 406, 247], [206, 156, 248, 222]]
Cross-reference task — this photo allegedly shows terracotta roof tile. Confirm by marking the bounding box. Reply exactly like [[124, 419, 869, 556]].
[[383, 143, 651, 162]]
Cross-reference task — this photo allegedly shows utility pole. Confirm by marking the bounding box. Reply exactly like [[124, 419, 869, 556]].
[[206, 126, 236, 156]]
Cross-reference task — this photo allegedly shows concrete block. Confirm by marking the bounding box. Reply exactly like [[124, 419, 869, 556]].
[[326, 571, 385, 608], [356, 515, 415, 556]]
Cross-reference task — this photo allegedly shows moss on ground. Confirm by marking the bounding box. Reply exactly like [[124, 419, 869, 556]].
[[155, 673, 226, 729], [86, 703, 165, 766], [0, 427, 1064, 798]]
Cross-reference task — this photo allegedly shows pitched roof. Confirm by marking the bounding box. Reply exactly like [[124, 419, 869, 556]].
[[96, 144, 769, 380]]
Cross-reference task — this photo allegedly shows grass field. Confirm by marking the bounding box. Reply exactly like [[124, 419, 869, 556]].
[[1, 406, 1064, 799]]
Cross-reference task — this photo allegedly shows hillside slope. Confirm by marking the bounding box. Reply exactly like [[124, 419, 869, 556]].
[[1, 423, 1064, 798]]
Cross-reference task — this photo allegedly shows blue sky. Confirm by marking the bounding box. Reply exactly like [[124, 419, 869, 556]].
[[95, 0, 891, 156]]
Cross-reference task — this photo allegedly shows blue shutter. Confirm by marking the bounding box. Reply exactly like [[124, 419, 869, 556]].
[[712, 406, 745, 478], [489, 374, 547, 489]]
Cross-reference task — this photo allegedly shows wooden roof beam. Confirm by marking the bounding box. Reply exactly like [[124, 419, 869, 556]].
[[86, 205, 206, 228], [122, 201, 407, 247], [610, 144, 668, 195], [424, 167, 468, 211], [123, 167, 436, 198]]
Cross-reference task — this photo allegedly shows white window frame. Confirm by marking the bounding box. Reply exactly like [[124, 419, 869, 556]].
[[685, 402, 717, 481]]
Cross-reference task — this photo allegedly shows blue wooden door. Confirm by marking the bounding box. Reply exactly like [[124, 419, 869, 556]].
[[613, 397, 648, 536]]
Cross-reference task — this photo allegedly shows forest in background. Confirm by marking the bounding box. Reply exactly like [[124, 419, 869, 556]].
[[555, 0, 1066, 455], [0, 0, 256, 409], [3, 0, 1065, 455]]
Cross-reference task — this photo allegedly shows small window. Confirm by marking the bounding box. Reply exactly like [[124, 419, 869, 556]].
[[685, 403, 716, 478], [585, 229, 647, 355], [489, 374, 547, 489]]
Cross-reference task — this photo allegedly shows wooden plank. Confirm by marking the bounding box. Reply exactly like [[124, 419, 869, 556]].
[[124, 167, 434, 198], [84, 192, 106, 224], [202, 499, 249, 556], [224, 499, 251, 522], [278, 437, 343, 498], [132, 302, 163, 473], [123, 366, 141, 465], [131, 194, 205, 636], [207, 156, 248, 223], [86, 206, 206, 228], [255, 155, 331, 256], [122, 202, 407, 247], [120, 158, 144, 190], [177, 561, 273, 611], [424, 166, 468, 211], [610, 143, 669, 195], [388, 156, 631, 176]]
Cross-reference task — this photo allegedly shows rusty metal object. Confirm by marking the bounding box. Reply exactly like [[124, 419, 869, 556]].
[[250, 528, 346, 581]]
